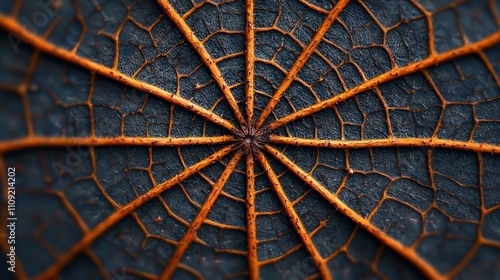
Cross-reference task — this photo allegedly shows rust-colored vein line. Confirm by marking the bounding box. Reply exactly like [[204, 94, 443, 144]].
[[445, 241, 481, 279], [409, 0, 434, 56], [254, 0, 351, 129], [124, 269, 158, 280], [478, 50, 500, 87], [298, 0, 329, 14], [160, 151, 243, 280], [254, 151, 332, 280], [245, 155, 258, 280], [263, 144, 445, 280], [52, 192, 89, 233], [258, 244, 303, 265], [268, 136, 500, 154], [0, 15, 238, 134], [0, 83, 20, 93], [265, 31, 500, 132], [21, 47, 42, 137], [156, 0, 246, 126], [35, 145, 236, 280], [182, 0, 208, 20], [0, 136, 234, 153], [445, 152, 484, 279], [83, 249, 108, 279], [10, 0, 22, 18], [493, 0, 500, 27], [245, 0, 255, 125]]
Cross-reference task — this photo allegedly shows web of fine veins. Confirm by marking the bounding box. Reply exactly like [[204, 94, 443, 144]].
[[1, 0, 500, 279]]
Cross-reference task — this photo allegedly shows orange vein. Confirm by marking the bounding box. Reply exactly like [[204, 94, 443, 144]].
[[255, 0, 350, 128], [35, 145, 236, 280], [245, 154, 258, 280], [297, 0, 329, 14], [254, 151, 332, 280], [268, 135, 500, 154], [156, 0, 246, 126], [0, 15, 238, 134], [245, 0, 255, 125], [159, 151, 243, 279], [263, 144, 445, 280], [0, 136, 234, 153], [265, 31, 500, 132], [409, 0, 435, 56]]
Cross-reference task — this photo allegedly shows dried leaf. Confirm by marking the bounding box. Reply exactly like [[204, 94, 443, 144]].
[[1, 0, 499, 279]]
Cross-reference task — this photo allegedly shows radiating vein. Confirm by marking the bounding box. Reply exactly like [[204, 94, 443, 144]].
[[254, 150, 332, 280], [0, 136, 234, 153], [409, 0, 435, 56], [269, 135, 500, 154], [263, 144, 445, 280], [159, 151, 243, 280], [245, 154, 258, 280], [254, 0, 351, 128], [156, 0, 246, 126], [0, 15, 238, 134], [245, 0, 256, 125], [265, 31, 500, 132], [35, 145, 236, 280], [297, 0, 330, 14]]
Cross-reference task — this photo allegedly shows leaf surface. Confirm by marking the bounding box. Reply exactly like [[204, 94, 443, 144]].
[[1, 0, 500, 279]]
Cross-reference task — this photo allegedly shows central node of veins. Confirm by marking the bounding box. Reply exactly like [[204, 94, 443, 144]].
[[234, 123, 271, 154], [239, 137, 258, 154], [240, 135, 257, 149], [234, 125, 267, 153]]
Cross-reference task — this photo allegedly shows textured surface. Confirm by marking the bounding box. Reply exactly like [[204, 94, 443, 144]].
[[0, 0, 500, 279]]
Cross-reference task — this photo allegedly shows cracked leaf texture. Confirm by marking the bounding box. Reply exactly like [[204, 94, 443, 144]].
[[1, 0, 500, 279]]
